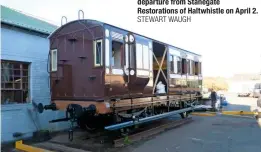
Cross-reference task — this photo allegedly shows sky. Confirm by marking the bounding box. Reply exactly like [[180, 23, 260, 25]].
[[1, 0, 261, 78]]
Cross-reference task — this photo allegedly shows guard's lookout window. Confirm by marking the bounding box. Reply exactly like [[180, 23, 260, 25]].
[[112, 41, 123, 69], [51, 49, 57, 72], [94, 39, 103, 66]]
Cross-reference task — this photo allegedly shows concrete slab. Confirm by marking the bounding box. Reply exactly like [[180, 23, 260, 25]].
[[127, 115, 261, 152], [34, 142, 91, 152]]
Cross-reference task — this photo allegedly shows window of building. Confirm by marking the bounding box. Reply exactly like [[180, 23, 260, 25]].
[[94, 39, 103, 66], [51, 49, 57, 72], [1, 60, 30, 104], [112, 41, 123, 69]]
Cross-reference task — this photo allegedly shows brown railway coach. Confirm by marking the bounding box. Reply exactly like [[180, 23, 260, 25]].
[[38, 13, 203, 132]]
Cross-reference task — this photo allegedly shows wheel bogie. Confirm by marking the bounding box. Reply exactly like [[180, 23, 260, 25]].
[[72, 97, 195, 132]]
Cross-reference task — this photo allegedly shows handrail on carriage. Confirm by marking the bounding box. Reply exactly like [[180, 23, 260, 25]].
[[78, 10, 84, 20], [61, 16, 68, 26]]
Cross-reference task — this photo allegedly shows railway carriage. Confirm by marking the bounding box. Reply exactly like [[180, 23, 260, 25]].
[[38, 13, 203, 132]]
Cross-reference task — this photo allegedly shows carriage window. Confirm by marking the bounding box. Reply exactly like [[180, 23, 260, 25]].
[[149, 48, 153, 71], [190, 60, 194, 75], [125, 44, 129, 67], [195, 61, 199, 75], [187, 60, 191, 75], [198, 62, 202, 75], [129, 45, 135, 68], [169, 54, 174, 73], [51, 49, 57, 72], [112, 41, 123, 69], [177, 57, 182, 74], [136, 43, 143, 69], [181, 58, 187, 74], [143, 45, 149, 69], [136, 43, 150, 70], [105, 39, 110, 67], [94, 39, 103, 66], [173, 56, 181, 74]]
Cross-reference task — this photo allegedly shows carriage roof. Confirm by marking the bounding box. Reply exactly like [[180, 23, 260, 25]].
[[48, 19, 201, 57]]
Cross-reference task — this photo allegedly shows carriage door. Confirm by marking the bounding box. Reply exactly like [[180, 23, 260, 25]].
[[123, 33, 137, 94]]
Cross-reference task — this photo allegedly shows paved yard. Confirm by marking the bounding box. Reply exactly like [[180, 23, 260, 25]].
[[126, 115, 261, 152], [123, 93, 261, 152]]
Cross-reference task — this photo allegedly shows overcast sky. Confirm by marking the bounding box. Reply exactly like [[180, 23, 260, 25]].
[[1, 0, 261, 77]]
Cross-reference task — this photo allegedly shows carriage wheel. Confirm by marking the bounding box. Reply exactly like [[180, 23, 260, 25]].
[[77, 115, 97, 131]]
